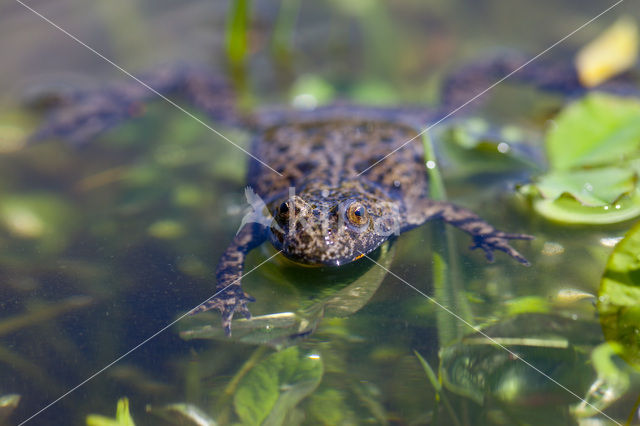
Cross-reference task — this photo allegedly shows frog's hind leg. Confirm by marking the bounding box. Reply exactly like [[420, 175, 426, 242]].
[[439, 51, 640, 114], [189, 222, 267, 336], [29, 64, 245, 146], [404, 199, 533, 266]]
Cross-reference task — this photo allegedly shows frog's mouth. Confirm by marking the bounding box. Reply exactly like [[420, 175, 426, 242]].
[[278, 251, 363, 267], [276, 255, 329, 268], [269, 225, 382, 267]]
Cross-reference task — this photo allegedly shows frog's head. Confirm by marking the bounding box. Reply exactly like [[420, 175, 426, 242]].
[[268, 192, 400, 266]]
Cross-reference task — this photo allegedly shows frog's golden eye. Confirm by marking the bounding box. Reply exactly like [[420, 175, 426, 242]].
[[346, 202, 369, 227]]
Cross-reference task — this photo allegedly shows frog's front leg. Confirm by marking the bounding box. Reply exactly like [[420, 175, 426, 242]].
[[190, 222, 268, 336], [405, 200, 533, 265], [30, 64, 243, 145]]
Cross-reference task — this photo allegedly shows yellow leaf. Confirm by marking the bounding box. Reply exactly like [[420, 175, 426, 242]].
[[575, 16, 639, 88], [86, 398, 135, 426]]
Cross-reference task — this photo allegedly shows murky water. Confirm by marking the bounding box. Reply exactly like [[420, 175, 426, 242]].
[[1, 0, 639, 424]]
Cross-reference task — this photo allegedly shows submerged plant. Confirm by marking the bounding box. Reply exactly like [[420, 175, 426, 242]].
[[86, 398, 135, 426]]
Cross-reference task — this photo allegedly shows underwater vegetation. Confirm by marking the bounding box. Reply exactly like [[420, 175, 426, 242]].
[[2, 1, 640, 425]]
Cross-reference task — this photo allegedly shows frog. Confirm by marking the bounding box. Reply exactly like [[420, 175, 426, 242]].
[[31, 53, 615, 335]]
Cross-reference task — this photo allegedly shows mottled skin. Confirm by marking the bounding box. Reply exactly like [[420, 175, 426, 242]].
[[32, 53, 636, 335], [190, 119, 532, 334]]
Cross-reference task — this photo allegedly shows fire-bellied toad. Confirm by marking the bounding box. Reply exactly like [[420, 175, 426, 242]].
[[192, 117, 532, 334], [33, 54, 599, 335]]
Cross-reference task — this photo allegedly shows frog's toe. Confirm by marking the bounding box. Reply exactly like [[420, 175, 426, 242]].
[[496, 243, 531, 266], [220, 298, 253, 336], [497, 231, 535, 241], [469, 239, 495, 262], [471, 234, 531, 266], [188, 286, 255, 336], [221, 308, 235, 337], [236, 303, 252, 320]]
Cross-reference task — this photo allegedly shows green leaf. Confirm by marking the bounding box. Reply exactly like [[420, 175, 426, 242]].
[[234, 347, 323, 426], [86, 398, 135, 426], [599, 221, 640, 367], [523, 93, 640, 223], [531, 189, 640, 224], [414, 350, 441, 392], [504, 296, 550, 315], [306, 389, 348, 425], [573, 342, 631, 418], [547, 93, 640, 170], [535, 167, 636, 206]]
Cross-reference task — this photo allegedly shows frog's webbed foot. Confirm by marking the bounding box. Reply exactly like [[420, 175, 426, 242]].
[[469, 231, 534, 266], [190, 223, 266, 336], [190, 285, 256, 336], [408, 200, 534, 266], [30, 90, 143, 145], [29, 64, 241, 145]]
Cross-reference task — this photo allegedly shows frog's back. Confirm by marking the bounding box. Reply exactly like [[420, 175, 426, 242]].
[[248, 119, 430, 204]]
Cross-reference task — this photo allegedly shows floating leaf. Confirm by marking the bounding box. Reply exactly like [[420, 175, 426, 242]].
[[599, 221, 640, 367], [546, 94, 640, 171], [531, 189, 640, 224], [233, 346, 323, 426], [534, 167, 636, 206], [523, 94, 640, 224], [576, 16, 639, 88]]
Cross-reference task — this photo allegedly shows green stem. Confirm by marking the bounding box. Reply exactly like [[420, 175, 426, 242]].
[[271, 0, 300, 65], [226, 0, 251, 68], [225, 0, 253, 107], [625, 392, 640, 426], [414, 350, 462, 426], [423, 131, 474, 344]]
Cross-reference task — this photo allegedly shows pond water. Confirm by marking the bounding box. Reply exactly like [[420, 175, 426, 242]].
[[1, 0, 640, 424]]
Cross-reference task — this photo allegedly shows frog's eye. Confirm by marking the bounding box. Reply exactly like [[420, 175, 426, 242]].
[[278, 201, 290, 216], [346, 202, 369, 227]]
